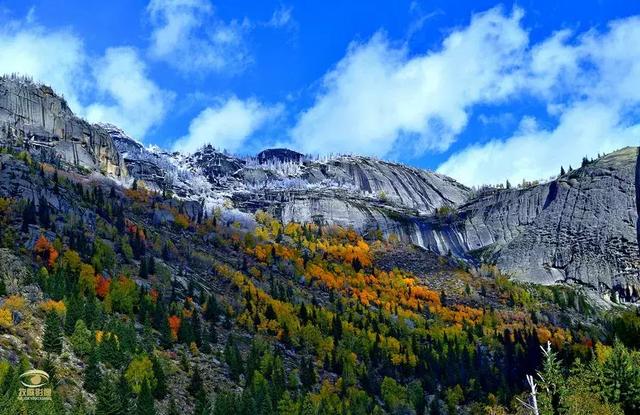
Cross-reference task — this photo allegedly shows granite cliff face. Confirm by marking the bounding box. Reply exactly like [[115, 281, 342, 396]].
[[409, 147, 640, 291], [0, 76, 126, 176], [105, 123, 640, 291], [2, 76, 638, 291]]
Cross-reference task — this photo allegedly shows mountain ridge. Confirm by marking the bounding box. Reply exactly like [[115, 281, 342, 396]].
[[1, 75, 638, 294]]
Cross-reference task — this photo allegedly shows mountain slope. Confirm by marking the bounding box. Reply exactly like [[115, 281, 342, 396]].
[[2, 76, 639, 292]]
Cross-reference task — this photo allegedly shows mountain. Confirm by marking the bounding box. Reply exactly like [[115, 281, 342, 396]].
[[2, 76, 639, 295], [1, 75, 640, 415], [0, 75, 126, 177]]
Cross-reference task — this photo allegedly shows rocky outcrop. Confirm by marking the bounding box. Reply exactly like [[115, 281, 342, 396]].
[[413, 147, 640, 289], [6, 78, 634, 289], [0, 76, 126, 176], [257, 148, 304, 164]]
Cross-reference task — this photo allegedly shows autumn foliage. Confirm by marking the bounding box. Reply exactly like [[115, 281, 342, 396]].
[[33, 235, 58, 268]]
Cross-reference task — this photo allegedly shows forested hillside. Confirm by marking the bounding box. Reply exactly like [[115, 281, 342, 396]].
[[1, 145, 640, 415]]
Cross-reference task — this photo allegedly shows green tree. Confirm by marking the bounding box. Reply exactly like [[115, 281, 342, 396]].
[[125, 355, 156, 394], [277, 391, 299, 415], [189, 366, 204, 397], [444, 385, 463, 415], [42, 312, 63, 354], [151, 355, 167, 399], [537, 343, 567, 415], [601, 341, 640, 414], [136, 381, 155, 415], [213, 390, 239, 415], [70, 320, 92, 356], [224, 336, 243, 381], [84, 348, 101, 393], [95, 377, 120, 415]]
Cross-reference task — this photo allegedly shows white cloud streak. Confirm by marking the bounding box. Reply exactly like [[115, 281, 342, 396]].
[[438, 15, 640, 186], [290, 7, 527, 157], [85, 47, 174, 140], [289, 7, 640, 186], [173, 97, 282, 153], [147, 0, 251, 74]]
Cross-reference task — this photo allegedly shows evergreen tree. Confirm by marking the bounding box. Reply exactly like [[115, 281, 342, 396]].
[[139, 258, 148, 279], [192, 311, 203, 347], [95, 377, 120, 415], [43, 312, 63, 354], [178, 314, 194, 344], [21, 198, 36, 232], [136, 381, 155, 415], [204, 295, 219, 323], [151, 355, 167, 399], [84, 348, 101, 393], [194, 389, 209, 415], [208, 322, 218, 345], [189, 366, 204, 397], [147, 256, 156, 275], [38, 195, 50, 229], [213, 391, 238, 415], [117, 370, 134, 415], [0, 277, 6, 296], [224, 336, 243, 381], [300, 356, 316, 391], [64, 295, 82, 335]]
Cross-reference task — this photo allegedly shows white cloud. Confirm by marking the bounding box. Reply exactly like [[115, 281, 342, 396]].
[[438, 15, 640, 186], [0, 21, 87, 111], [266, 6, 293, 28], [85, 47, 174, 140], [290, 7, 527, 156], [173, 97, 282, 153], [147, 0, 250, 74], [0, 15, 171, 141], [438, 103, 640, 186]]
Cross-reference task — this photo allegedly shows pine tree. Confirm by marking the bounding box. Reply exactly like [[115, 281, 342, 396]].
[[208, 322, 218, 345], [64, 295, 82, 335], [117, 370, 134, 415], [139, 258, 148, 279], [204, 295, 219, 323], [189, 366, 204, 397], [224, 336, 243, 381], [300, 356, 316, 391], [178, 315, 194, 344], [84, 348, 101, 393], [151, 355, 167, 399], [21, 198, 36, 232], [38, 195, 51, 229], [147, 256, 156, 275], [43, 312, 63, 353], [0, 277, 6, 296], [95, 377, 120, 415], [192, 311, 203, 346], [136, 381, 155, 415], [194, 389, 209, 415]]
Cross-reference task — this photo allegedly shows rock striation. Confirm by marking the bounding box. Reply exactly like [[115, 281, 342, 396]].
[[0, 76, 126, 176]]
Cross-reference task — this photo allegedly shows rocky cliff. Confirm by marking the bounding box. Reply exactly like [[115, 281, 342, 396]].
[[412, 147, 640, 291], [107, 122, 640, 290], [0, 76, 126, 176], [1, 77, 637, 290]]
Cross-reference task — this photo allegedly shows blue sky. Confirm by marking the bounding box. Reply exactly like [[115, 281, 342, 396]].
[[0, 0, 639, 186]]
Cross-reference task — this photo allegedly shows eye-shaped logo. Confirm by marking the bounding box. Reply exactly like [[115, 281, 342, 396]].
[[19, 370, 50, 388]]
